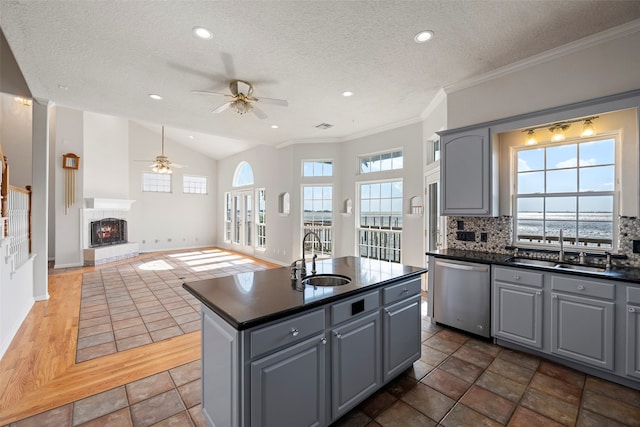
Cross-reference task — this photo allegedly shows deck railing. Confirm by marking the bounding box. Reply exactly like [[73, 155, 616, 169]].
[[1, 146, 32, 270]]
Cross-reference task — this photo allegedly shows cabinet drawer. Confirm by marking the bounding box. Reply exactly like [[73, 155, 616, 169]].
[[551, 276, 615, 300], [382, 278, 421, 305], [250, 309, 325, 358], [494, 267, 543, 288], [332, 291, 379, 325], [628, 286, 640, 305]]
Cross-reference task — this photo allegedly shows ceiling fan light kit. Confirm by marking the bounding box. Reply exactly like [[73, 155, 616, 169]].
[[192, 79, 288, 119]]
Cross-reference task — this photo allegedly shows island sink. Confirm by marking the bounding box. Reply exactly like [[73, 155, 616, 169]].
[[302, 274, 351, 287]]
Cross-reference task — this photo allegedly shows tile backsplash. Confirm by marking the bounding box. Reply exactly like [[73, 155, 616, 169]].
[[447, 215, 640, 268]]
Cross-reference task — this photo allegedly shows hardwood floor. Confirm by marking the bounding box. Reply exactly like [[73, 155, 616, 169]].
[[0, 249, 277, 425]]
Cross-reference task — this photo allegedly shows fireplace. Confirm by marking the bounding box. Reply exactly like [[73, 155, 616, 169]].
[[90, 218, 127, 248]]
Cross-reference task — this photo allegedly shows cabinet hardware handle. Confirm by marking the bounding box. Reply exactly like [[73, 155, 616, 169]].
[[334, 332, 342, 339], [384, 309, 391, 314], [552, 294, 557, 299], [402, 288, 409, 293], [630, 307, 636, 313], [321, 337, 327, 344], [578, 285, 585, 290], [514, 275, 520, 280], [536, 291, 541, 296], [291, 328, 299, 337]]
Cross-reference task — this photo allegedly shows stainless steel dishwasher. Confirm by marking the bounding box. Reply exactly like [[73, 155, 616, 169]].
[[433, 259, 491, 338]]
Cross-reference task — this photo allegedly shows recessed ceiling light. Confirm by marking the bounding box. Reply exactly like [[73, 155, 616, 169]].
[[189, 135, 195, 139], [414, 30, 434, 43], [342, 91, 354, 97], [192, 26, 213, 40], [271, 125, 279, 129], [58, 84, 68, 90], [148, 94, 163, 100]]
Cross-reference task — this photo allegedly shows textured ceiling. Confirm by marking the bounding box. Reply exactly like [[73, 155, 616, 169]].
[[2, 1, 640, 159]]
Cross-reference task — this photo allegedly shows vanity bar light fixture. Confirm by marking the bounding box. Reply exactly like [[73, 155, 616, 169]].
[[522, 116, 599, 145]]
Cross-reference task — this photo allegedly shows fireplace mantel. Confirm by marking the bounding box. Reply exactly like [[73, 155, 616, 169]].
[[85, 198, 136, 211]]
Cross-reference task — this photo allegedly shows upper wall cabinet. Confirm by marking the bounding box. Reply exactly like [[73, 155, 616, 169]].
[[439, 127, 498, 216]]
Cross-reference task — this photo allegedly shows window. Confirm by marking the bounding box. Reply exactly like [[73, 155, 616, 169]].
[[256, 189, 266, 249], [224, 193, 232, 242], [233, 161, 254, 187], [358, 180, 403, 262], [515, 137, 616, 250], [302, 185, 333, 257], [303, 160, 333, 177], [143, 172, 171, 192], [359, 150, 403, 173], [183, 175, 207, 194]]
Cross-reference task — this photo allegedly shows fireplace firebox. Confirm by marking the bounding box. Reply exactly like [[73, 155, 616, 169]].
[[90, 218, 127, 248]]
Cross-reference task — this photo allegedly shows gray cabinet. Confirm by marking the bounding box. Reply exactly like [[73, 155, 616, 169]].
[[492, 267, 543, 349], [626, 287, 640, 379], [251, 334, 327, 427], [331, 311, 381, 419], [550, 274, 615, 371], [440, 127, 497, 216], [382, 277, 422, 381]]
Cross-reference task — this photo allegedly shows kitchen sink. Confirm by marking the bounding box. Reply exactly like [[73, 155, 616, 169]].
[[505, 257, 558, 267], [554, 263, 607, 273], [302, 274, 352, 287]]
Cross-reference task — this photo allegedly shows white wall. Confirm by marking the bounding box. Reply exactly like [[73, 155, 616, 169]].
[[128, 122, 218, 252], [446, 30, 640, 129], [0, 93, 32, 187]]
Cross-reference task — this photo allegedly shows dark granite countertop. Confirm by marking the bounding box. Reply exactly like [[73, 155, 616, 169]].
[[183, 256, 426, 330], [426, 248, 640, 283]]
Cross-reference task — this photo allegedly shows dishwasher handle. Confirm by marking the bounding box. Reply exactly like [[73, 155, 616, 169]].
[[435, 260, 489, 273]]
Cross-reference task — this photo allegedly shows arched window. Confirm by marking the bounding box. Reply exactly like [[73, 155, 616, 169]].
[[233, 161, 254, 187]]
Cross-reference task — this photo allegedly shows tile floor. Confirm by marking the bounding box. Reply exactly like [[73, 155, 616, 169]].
[[76, 249, 271, 362], [9, 303, 640, 426]]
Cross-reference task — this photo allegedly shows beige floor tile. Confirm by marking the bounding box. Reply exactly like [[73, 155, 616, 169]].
[[420, 368, 472, 400], [400, 383, 455, 422], [520, 388, 579, 426], [459, 384, 516, 424], [374, 400, 437, 427], [440, 403, 502, 427]]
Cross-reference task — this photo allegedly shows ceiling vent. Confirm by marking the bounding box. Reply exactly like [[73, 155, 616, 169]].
[[315, 123, 333, 130]]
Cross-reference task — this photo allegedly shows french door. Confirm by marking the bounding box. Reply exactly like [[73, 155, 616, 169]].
[[232, 190, 253, 254]]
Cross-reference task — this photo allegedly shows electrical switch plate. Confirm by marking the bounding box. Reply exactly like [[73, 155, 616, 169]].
[[633, 240, 640, 253], [481, 233, 488, 242], [457, 220, 464, 230]]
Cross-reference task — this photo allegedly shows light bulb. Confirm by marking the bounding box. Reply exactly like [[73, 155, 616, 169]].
[[581, 119, 596, 137], [524, 129, 537, 145], [550, 125, 567, 142]]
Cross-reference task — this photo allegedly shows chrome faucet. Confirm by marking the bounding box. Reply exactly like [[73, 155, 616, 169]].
[[558, 229, 565, 262], [302, 231, 324, 274], [290, 258, 306, 290]]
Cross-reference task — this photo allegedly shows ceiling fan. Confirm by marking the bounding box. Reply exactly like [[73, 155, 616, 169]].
[[192, 79, 288, 119], [141, 126, 185, 174]]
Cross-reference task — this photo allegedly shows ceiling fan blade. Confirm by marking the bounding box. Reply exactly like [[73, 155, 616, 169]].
[[229, 80, 239, 96], [192, 89, 231, 97], [252, 105, 268, 120], [256, 97, 288, 107], [212, 101, 232, 114], [170, 163, 187, 168]]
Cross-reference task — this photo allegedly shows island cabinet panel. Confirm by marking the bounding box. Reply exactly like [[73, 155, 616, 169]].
[[492, 267, 544, 349], [250, 334, 327, 427], [626, 287, 640, 379], [331, 311, 381, 419], [440, 127, 496, 216], [383, 293, 422, 382], [550, 275, 615, 371], [201, 308, 241, 427]]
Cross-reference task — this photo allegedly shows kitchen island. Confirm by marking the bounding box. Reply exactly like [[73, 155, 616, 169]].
[[183, 256, 426, 427]]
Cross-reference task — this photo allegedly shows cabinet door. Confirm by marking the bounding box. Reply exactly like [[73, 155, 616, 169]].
[[331, 311, 381, 420], [493, 281, 543, 349], [250, 334, 327, 427], [551, 292, 615, 371], [440, 127, 493, 216], [627, 305, 640, 379], [383, 295, 421, 382]]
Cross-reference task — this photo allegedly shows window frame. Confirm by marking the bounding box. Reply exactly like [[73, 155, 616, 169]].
[[513, 133, 619, 252], [358, 149, 403, 174], [142, 172, 171, 193], [256, 188, 267, 250], [302, 160, 334, 177], [356, 179, 403, 263], [183, 174, 208, 194], [301, 184, 333, 257]]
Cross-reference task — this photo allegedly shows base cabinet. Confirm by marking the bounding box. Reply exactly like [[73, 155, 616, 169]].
[[200, 276, 422, 427], [383, 295, 421, 381], [331, 311, 381, 419], [251, 334, 327, 427]]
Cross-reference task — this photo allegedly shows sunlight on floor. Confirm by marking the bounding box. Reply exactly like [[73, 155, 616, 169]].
[[165, 249, 257, 272], [138, 260, 174, 271]]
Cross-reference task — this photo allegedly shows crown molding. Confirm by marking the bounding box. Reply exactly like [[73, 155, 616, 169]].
[[420, 88, 447, 120], [444, 18, 640, 94]]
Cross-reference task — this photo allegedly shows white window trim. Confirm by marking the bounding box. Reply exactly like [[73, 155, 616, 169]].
[[142, 172, 172, 193], [357, 148, 404, 175], [301, 184, 334, 257], [302, 159, 334, 177]]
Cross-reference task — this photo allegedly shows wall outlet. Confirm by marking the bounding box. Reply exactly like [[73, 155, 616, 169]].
[[633, 240, 640, 253], [457, 220, 464, 230], [480, 232, 488, 242]]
